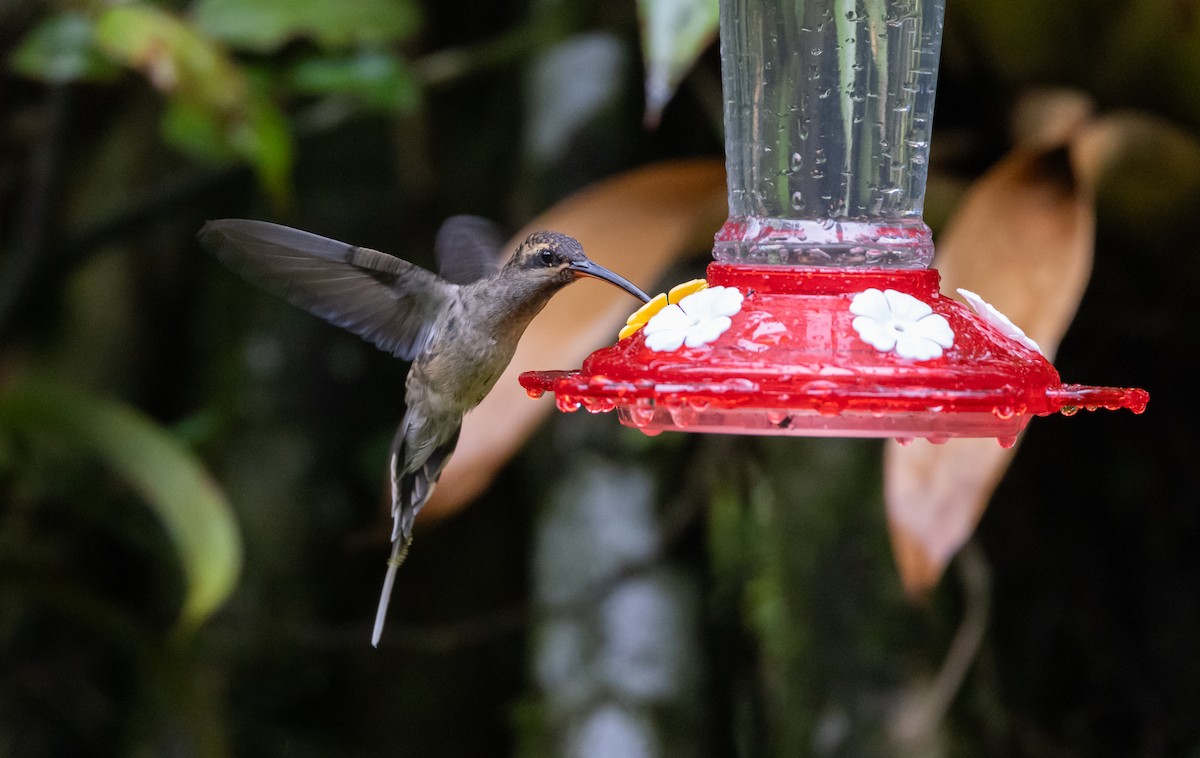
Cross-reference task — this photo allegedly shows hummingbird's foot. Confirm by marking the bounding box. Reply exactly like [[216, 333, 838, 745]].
[[388, 535, 412, 568]]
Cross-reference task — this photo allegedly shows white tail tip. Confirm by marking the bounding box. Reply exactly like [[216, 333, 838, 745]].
[[370, 536, 411, 647]]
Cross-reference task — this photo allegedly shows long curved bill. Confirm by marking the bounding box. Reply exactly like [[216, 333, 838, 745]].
[[568, 260, 651, 303]]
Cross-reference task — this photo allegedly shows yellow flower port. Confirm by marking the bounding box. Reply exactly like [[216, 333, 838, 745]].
[[617, 278, 708, 340]]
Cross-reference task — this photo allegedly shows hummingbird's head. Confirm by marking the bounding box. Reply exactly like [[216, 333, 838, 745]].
[[510, 231, 650, 303]]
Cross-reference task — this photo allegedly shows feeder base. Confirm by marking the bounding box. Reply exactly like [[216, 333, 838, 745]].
[[519, 264, 1148, 443]]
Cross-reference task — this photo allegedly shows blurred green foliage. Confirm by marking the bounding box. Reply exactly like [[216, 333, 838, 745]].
[[192, 0, 419, 53], [11, 0, 423, 203], [2, 0, 1199, 756], [0, 378, 241, 631]]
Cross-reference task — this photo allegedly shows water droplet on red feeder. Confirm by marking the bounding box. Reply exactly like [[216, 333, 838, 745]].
[[624, 399, 656, 428], [582, 397, 615, 414], [669, 404, 699, 427], [556, 395, 581, 413], [688, 397, 712, 411], [766, 408, 790, 425]]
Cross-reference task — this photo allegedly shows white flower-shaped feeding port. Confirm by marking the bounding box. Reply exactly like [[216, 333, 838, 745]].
[[849, 288, 954, 361], [643, 286, 744, 352], [957, 288, 1042, 354]]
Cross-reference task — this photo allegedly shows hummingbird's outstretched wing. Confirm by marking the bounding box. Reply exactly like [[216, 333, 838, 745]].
[[200, 219, 453, 361], [433, 215, 508, 285]]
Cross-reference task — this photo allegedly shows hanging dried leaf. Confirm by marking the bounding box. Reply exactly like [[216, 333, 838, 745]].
[[885, 105, 1101, 595], [1071, 111, 1200, 234], [1009, 87, 1094, 149], [421, 158, 727, 522]]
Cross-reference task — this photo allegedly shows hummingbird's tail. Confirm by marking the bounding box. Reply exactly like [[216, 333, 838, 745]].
[[371, 417, 462, 647], [371, 534, 412, 647]]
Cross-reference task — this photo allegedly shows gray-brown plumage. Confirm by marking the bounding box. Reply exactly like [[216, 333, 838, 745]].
[[199, 217, 649, 646]]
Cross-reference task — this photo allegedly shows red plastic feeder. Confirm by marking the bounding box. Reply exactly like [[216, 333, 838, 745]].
[[520, 263, 1147, 445], [520, 0, 1147, 442]]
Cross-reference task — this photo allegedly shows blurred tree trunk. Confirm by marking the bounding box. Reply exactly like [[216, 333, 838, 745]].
[[708, 436, 998, 758], [519, 419, 995, 757], [520, 420, 707, 758]]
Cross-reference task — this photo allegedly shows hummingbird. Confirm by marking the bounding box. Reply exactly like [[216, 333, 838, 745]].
[[199, 217, 649, 646]]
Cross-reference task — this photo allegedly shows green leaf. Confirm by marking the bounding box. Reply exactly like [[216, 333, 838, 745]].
[[194, 0, 420, 54], [0, 380, 243, 632], [229, 94, 294, 205], [95, 4, 293, 203], [9, 12, 119, 84], [289, 50, 420, 113], [162, 97, 238, 162], [637, 0, 718, 126], [95, 4, 245, 108]]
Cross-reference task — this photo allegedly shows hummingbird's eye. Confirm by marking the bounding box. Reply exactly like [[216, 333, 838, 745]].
[[539, 249, 556, 266]]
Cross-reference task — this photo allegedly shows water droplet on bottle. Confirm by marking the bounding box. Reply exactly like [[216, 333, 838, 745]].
[[790, 152, 803, 171], [790, 191, 805, 210]]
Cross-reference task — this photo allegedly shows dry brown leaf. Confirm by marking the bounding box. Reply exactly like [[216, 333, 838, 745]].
[[885, 122, 1099, 595], [420, 158, 727, 522], [1071, 111, 1200, 230], [1009, 88, 1094, 149]]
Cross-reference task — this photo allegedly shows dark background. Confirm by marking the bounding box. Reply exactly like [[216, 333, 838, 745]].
[[1, 0, 1197, 756]]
